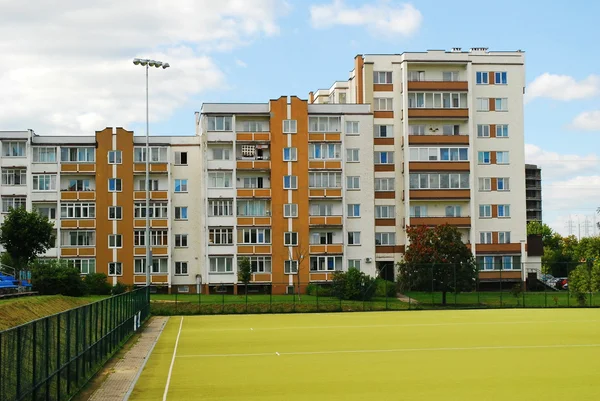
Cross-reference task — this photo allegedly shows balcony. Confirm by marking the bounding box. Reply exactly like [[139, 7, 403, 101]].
[[408, 108, 469, 119], [409, 216, 471, 227], [309, 188, 342, 198], [134, 163, 168, 174], [308, 133, 341, 142], [134, 275, 169, 285], [134, 191, 168, 201], [237, 245, 272, 254], [134, 247, 168, 256], [60, 219, 96, 229], [309, 272, 337, 282], [207, 131, 234, 143], [408, 134, 469, 145], [309, 244, 343, 254], [60, 163, 96, 174], [61, 247, 96, 258], [134, 219, 168, 228], [60, 190, 96, 201], [251, 273, 272, 283], [409, 189, 470, 200], [237, 217, 272, 226], [236, 188, 271, 198], [407, 80, 468, 91], [309, 216, 343, 226], [476, 243, 522, 254], [236, 160, 271, 170], [409, 161, 470, 171], [308, 160, 342, 170], [236, 132, 271, 142]]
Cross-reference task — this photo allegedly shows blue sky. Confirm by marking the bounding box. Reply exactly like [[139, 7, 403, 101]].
[[2, 0, 600, 235]]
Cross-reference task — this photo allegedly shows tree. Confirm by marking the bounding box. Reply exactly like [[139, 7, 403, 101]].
[[331, 268, 377, 301], [568, 260, 600, 306], [397, 224, 477, 305], [30, 259, 87, 297], [0, 208, 54, 270], [237, 257, 251, 295], [288, 240, 309, 300]]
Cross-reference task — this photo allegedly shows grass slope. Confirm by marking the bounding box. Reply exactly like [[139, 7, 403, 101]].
[[0, 295, 106, 331]]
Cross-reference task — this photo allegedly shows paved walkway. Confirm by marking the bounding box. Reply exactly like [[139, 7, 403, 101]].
[[89, 316, 168, 401], [397, 294, 419, 304]]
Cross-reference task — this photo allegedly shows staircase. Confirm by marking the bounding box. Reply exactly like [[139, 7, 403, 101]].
[[526, 268, 559, 291]]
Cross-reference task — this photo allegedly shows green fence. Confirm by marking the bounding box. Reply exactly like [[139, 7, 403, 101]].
[[0, 286, 150, 401]]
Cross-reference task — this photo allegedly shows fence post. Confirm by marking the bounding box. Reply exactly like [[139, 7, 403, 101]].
[[16, 326, 21, 400], [316, 284, 319, 312], [454, 264, 457, 307], [32, 321, 38, 400], [431, 264, 435, 306], [385, 279, 388, 311], [66, 310, 71, 396], [198, 287, 201, 314], [522, 264, 526, 308], [56, 314, 61, 401], [222, 291, 225, 314], [175, 290, 178, 314], [45, 317, 50, 401], [499, 266, 503, 307], [245, 287, 248, 314], [567, 264, 570, 307]]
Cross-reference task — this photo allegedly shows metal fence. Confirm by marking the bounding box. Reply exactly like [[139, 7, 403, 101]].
[[0, 286, 150, 401]]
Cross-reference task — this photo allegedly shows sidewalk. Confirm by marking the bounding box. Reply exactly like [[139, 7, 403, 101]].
[[88, 316, 168, 401]]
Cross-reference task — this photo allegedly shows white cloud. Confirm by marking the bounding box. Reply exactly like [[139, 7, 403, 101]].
[[0, 0, 288, 134], [525, 143, 600, 179], [310, 0, 422, 37], [525, 73, 600, 103], [570, 110, 600, 131], [235, 59, 248, 68]]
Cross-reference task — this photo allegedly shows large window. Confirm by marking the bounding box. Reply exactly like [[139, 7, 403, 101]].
[[308, 116, 341, 132], [284, 260, 298, 274], [3, 142, 26, 157], [65, 179, 91, 192], [283, 147, 297, 161], [241, 176, 265, 189], [175, 206, 188, 220], [32, 175, 57, 191], [477, 125, 490, 137], [346, 176, 360, 190], [237, 200, 269, 216], [478, 151, 491, 164], [284, 232, 298, 246], [2, 169, 27, 186], [208, 172, 232, 188], [408, 71, 425, 81], [495, 72, 508, 84], [134, 202, 168, 218], [134, 231, 146, 246], [345, 121, 359, 135], [175, 234, 188, 247], [409, 173, 470, 189], [476, 72, 489, 84], [150, 230, 168, 246], [108, 178, 122, 192], [238, 228, 271, 244], [209, 228, 233, 245], [2, 197, 26, 213], [374, 125, 393, 138], [284, 203, 298, 218], [175, 262, 188, 275], [61, 203, 95, 218], [408, 125, 425, 135], [310, 203, 334, 216], [209, 257, 233, 273], [497, 178, 510, 191], [66, 259, 96, 275], [61, 147, 94, 162], [373, 71, 393, 84], [499, 232, 511, 244], [309, 143, 341, 160], [135, 258, 168, 274], [374, 151, 394, 164], [375, 232, 395, 246], [348, 232, 361, 245], [310, 256, 342, 271], [375, 178, 395, 191], [409, 147, 468, 161], [108, 150, 122, 164], [62, 231, 95, 246], [283, 120, 297, 134], [134, 147, 168, 163], [283, 175, 297, 189], [137, 179, 159, 191], [479, 205, 492, 218], [477, 256, 521, 271], [243, 256, 272, 273], [207, 116, 233, 131], [310, 232, 335, 245], [174, 179, 188, 192], [36, 206, 56, 219], [375, 205, 395, 218], [498, 204, 511, 217], [208, 199, 233, 216], [211, 147, 231, 160], [373, 98, 393, 111], [407, 92, 467, 108], [476, 98, 489, 111], [496, 125, 509, 137], [480, 232, 493, 244], [175, 152, 188, 165], [309, 172, 341, 188], [33, 147, 56, 163], [496, 152, 510, 164], [347, 204, 360, 217], [346, 149, 359, 162], [410, 205, 427, 217], [108, 234, 122, 249], [495, 98, 508, 111], [238, 120, 269, 132], [478, 178, 491, 191]]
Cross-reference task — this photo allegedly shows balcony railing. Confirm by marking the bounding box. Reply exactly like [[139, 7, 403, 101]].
[[408, 133, 469, 145]]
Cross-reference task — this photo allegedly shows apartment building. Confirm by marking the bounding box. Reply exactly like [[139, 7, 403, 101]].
[[0, 128, 202, 293], [525, 164, 542, 224], [309, 48, 540, 285]]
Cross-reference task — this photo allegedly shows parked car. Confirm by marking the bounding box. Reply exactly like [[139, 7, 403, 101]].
[[555, 278, 568, 290], [540, 274, 559, 288]]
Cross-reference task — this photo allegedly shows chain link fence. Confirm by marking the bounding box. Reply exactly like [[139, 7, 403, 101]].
[[0, 286, 150, 401]]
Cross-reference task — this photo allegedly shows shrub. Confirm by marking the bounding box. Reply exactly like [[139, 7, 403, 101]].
[[31, 259, 87, 297], [84, 273, 112, 295], [306, 283, 333, 297], [332, 268, 377, 301], [112, 281, 128, 295], [374, 278, 397, 298]]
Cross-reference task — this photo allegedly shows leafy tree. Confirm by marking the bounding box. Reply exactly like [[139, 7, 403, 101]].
[[527, 221, 558, 248], [84, 273, 112, 295], [568, 261, 600, 306], [31, 259, 86, 297], [237, 257, 252, 295], [397, 224, 477, 305], [0, 208, 54, 270], [331, 268, 377, 301]]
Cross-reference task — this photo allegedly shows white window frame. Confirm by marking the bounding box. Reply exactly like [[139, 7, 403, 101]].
[[108, 178, 122, 192], [283, 147, 297, 161], [32, 174, 56, 191], [478, 151, 491, 165], [495, 98, 508, 111], [310, 256, 342, 272], [348, 231, 361, 245], [479, 205, 492, 218], [373, 71, 393, 84], [108, 262, 122, 277], [476, 98, 489, 111], [240, 228, 271, 245], [480, 232, 493, 244], [309, 172, 341, 188], [284, 232, 298, 246], [246, 256, 272, 273], [175, 179, 188, 192], [477, 125, 490, 138], [208, 172, 232, 188], [498, 232, 511, 244], [375, 205, 395, 219], [374, 151, 394, 164], [61, 147, 95, 162], [346, 149, 359, 162], [211, 147, 231, 161], [496, 125, 509, 137], [3, 141, 26, 157], [61, 203, 96, 219], [108, 150, 122, 164], [373, 98, 393, 111], [308, 116, 341, 133], [32, 147, 57, 163], [375, 178, 395, 191], [375, 232, 395, 246], [478, 178, 491, 192], [284, 260, 298, 274], [108, 234, 123, 249], [497, 178, 510, 191], [375, 125, 394, 138], [175, 151, 188, 165], [347, 204, 360, 218], [108, 206, 122, 220], [209, 227, 233, 245], [207, 116, 233, 131], [309, 143, 342, 160], [476, 72, 489, 85], [498, 204, 511, 218], [496, 152, 510, 164], [283, 203, 298, 218], [409, 173, 469, 190], [283, 120, 297, 134], [209, 257, 234, 273], [208, 199, 233, 216], [345, 121, 359, 135], [175, 234, 188, 248], [67, 259, 96, 275], [283, 175, 298, 189], [2, 169, 27, 186], [346, 176, 360, 190], [175, 206, 188, 220], [175, 261, 188, 275]]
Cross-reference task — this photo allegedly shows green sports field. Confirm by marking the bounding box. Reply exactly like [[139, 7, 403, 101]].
[[131, 309, 600, 401]]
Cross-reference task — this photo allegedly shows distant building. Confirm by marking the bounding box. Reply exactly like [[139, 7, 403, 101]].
[[525, 164, 542, 224]]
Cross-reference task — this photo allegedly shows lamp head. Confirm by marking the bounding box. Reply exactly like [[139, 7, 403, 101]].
[[162, 63, 170, 69], [133, 58, 141, 65]]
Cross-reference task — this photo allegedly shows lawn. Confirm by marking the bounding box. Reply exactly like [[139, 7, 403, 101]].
[[131, 309, 600, 401], [406, 291, 600, 308]]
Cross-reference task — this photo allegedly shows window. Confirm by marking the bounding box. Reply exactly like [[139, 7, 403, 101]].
[[346, 121, 359, 135], [108, 150, 122, 164], [175, 206, 188, 220], [346, 149, 359, 162], [284, 260, 298, 274], [373, 98, 393, 111], [498, 232, 511, 244], [410, 205, 427, 217], [495, 98, 508, 111], [282, 119, 297, 134], [478, 151, 491, 164], [479, 205, 492, 218], [237, 200, 269, 216], [348, 232, 361, 245], [175, 151, 188, 165], [408, 125, 425, 135], [478, 178, 491, 191], [2, 197, 26, 213], [209, 228, 233, 245], [242, 177, 265, 189], [339, 93, 347, 104], [408, 92, 467, 109], [245, 256, 272, 273], [208, 199, 233, 216], [310, 203, 334, 216], [209, 257, 233, 273], [477, 256, 521, 271], [476, 72, 489, 84], [375, 125, 393, 138], [496, 125, 509, 137], [308, 116, 341, 132], [175, 179, 188, 192], [443, 71, 460, 81], [495, 72, 507, 85], [207, 116, 233, 131], [309, 172, 341, 188], [108, 178, 122, 192], [211, 147, 231, 160], [150, 230, 168, 246], [31, 174, 56, 191], [408, 71, 425, 81], [476, 98, 489, 111], [496, 152, 509, 164], [61, 147, 94, 162], [175, 234, 188, 247], [61, 203, 95, 218], [409, 173, 469, 189], [374, 151, 394, 164], [33, 147, 56, 163], [478, 256, 494, 271], [375, 205, 395, 218], [373, 71, 392, 84], [62, 231, 95, 246], [497, 178, 510, 191], [109, 206, 122, 220], [348, 259, 361, 271], [36, 206, 56, 219], [175, 262, 188, 275], [134, 258, 167, 274], [409, 147, 468, 162], [67, 259, 96, 275], [375, 178, 395, 191], [477, 125, 490, 138], [375, 232, 395, 245], [108, 262, 122, 276], [134, 202, 168, 218], [134, 261, 144, 275], [284, 232, 298, 246], [2, 169, 27, 186], [310, 256, 342, 271], [346, 176, 360, 190], [309, 143, 341, 160], [283, 147, 297, 161], [134, 147, 168, 163], [3, 142, 26, 157], [479, 232, 493, 244], [109, 234, 122, 248], [239, 120, 269, 132], [239, 228, 271, 244], [134, 231, 146, 246], [208, 172, 232, 188], [283, 175, 298, 189], [137, 179, 159, 191], [310, 232, 333, 245], [443, 125, 460, 136], [284, 203, 298, 218], [445, 206, 461, 217], [498, 204, 510, 217], [347, 204, 360, 217]]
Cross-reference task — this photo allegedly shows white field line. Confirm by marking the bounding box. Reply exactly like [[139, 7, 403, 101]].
[[163, 317, 184, 401], [177, 343, 600, 359], [189, 319, 599, 332]]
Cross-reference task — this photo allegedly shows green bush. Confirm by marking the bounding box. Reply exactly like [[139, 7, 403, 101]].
[[306, 283, 333, 297], [31, 259, 87, 297], [374, 278, 396, 298], [84, 273, 112, 295], [112, 281, 128, 295], [332, 268, 377, 301]]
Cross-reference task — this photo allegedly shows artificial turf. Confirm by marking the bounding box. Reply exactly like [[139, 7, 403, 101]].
[[131, 309, 600, 401]]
